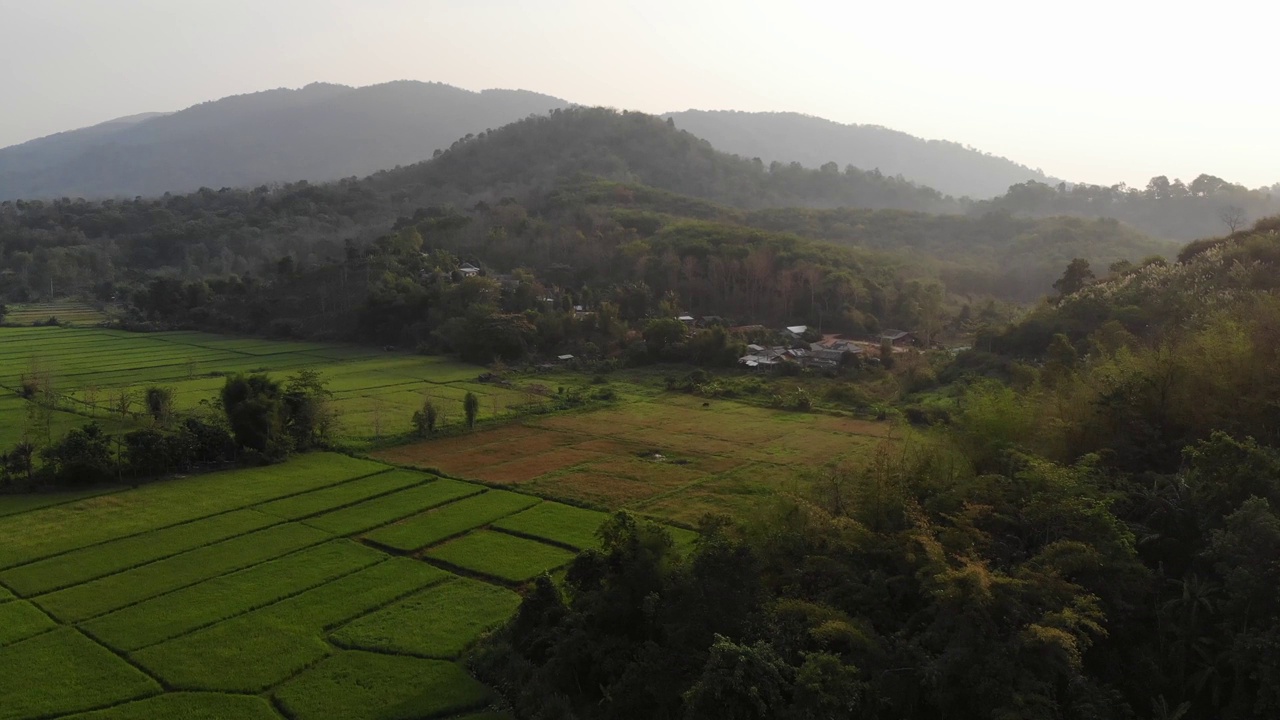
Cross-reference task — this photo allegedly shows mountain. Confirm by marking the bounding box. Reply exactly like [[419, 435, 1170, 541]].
[[0, 81, 569, 200], [663, 110, 1055, 199], [372, 107, 960, 213]]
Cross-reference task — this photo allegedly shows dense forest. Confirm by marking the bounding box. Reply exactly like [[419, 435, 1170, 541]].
[[0, 109, 1171, 353], [473, 215, 1280, 719]]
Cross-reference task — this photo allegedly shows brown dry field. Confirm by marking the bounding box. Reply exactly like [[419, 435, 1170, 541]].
[[373, 396, 895, 522]]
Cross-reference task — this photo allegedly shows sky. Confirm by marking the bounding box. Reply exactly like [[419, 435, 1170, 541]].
[[2, 0, 1277, 188]]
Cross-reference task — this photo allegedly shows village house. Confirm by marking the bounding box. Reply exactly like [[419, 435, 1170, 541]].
[[458, 262, 480, 278], [784, 325, 809, 340], [880, 329, 914, 347]]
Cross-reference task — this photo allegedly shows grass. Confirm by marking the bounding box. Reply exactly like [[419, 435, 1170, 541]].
[[4, 301, 109, 326], [424, 530, 577, 583], [376, 390, 893, 523], [0, 452, 383, 569], [133, 557, 451, 693], [0, 487, 115, 519], [303, 479, 484, 536], [82, 540, 383, 651], [253, 468, 427, 520], [60, 693, 281, 720], [363, 491, 541, 552], [0, 600, 57, 647], [273, 651, 492, 720], [0, 326, 543, 449], [34, 522, 331, 622], [331, 577, 521, 658], [0, 508, 279, 596], [492, 502, 611, 550], [0, 628, 159, 720]]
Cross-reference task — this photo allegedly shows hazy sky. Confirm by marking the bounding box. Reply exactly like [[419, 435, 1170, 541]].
[[3, 0, 1277, 188]]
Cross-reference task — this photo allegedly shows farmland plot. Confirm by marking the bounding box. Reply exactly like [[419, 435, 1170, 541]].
[[378, 391, 893, 523], [0, 452, 627, 718], [0, 326, 548, 447]]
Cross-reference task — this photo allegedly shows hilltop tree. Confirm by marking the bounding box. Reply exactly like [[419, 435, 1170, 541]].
[[1052, 258, 1095, 298], [1219, 205, 1248, 233]]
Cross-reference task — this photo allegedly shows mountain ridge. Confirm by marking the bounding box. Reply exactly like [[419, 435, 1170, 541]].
[[0, 81, 1058, 202]]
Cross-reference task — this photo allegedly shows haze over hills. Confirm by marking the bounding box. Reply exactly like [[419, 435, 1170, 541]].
[[0, 81, 570, 200], [664, 110, 1058, 199], [3, 80, 1057, 203]]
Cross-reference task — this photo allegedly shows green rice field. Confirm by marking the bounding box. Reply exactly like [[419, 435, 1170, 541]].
[[0, 326, 549, 448], [3, 301, 110, 327], [0, 451, 648, 720]]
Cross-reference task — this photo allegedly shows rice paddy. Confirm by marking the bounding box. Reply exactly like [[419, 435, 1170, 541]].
[[0, 325, 546, 449], [0, 324, 898, 718], [0, 451, 645, 719]]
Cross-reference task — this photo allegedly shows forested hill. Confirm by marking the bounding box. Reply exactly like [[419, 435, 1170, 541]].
[[995, 214, 1280, 357], [371, 107, 961, 213], [664, 110, 1056, 199], [0, 81, 569, 201], [741, 206, 1174, 301], [982, 177, 1280, 241]]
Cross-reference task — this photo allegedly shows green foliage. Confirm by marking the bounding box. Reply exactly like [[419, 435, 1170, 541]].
[[464, 391, 480, 429], [143, 386, 174, 425], [683, 636, 793, 720], [220, 372, 287, 458], [411, 398, 438, 437], [39, 422, 112, 486]]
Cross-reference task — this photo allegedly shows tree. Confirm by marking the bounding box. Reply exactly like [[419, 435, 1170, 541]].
[[411, 398, 438, 437], [144, 386, 175, 426], [1052, 258, 1095, 297], [463, 392, 479, 430], [683, 636, 793, 720], [282, 369, 334, 450], [220, 373, 287, 458], [1218, 205, 1247, 233], [0, 441, 35, 487], [41, 423, 113, 485], [644, 317, 689, 358]]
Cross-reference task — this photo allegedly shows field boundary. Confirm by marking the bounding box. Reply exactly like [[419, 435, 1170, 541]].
[[0, 467, 397, 577]]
